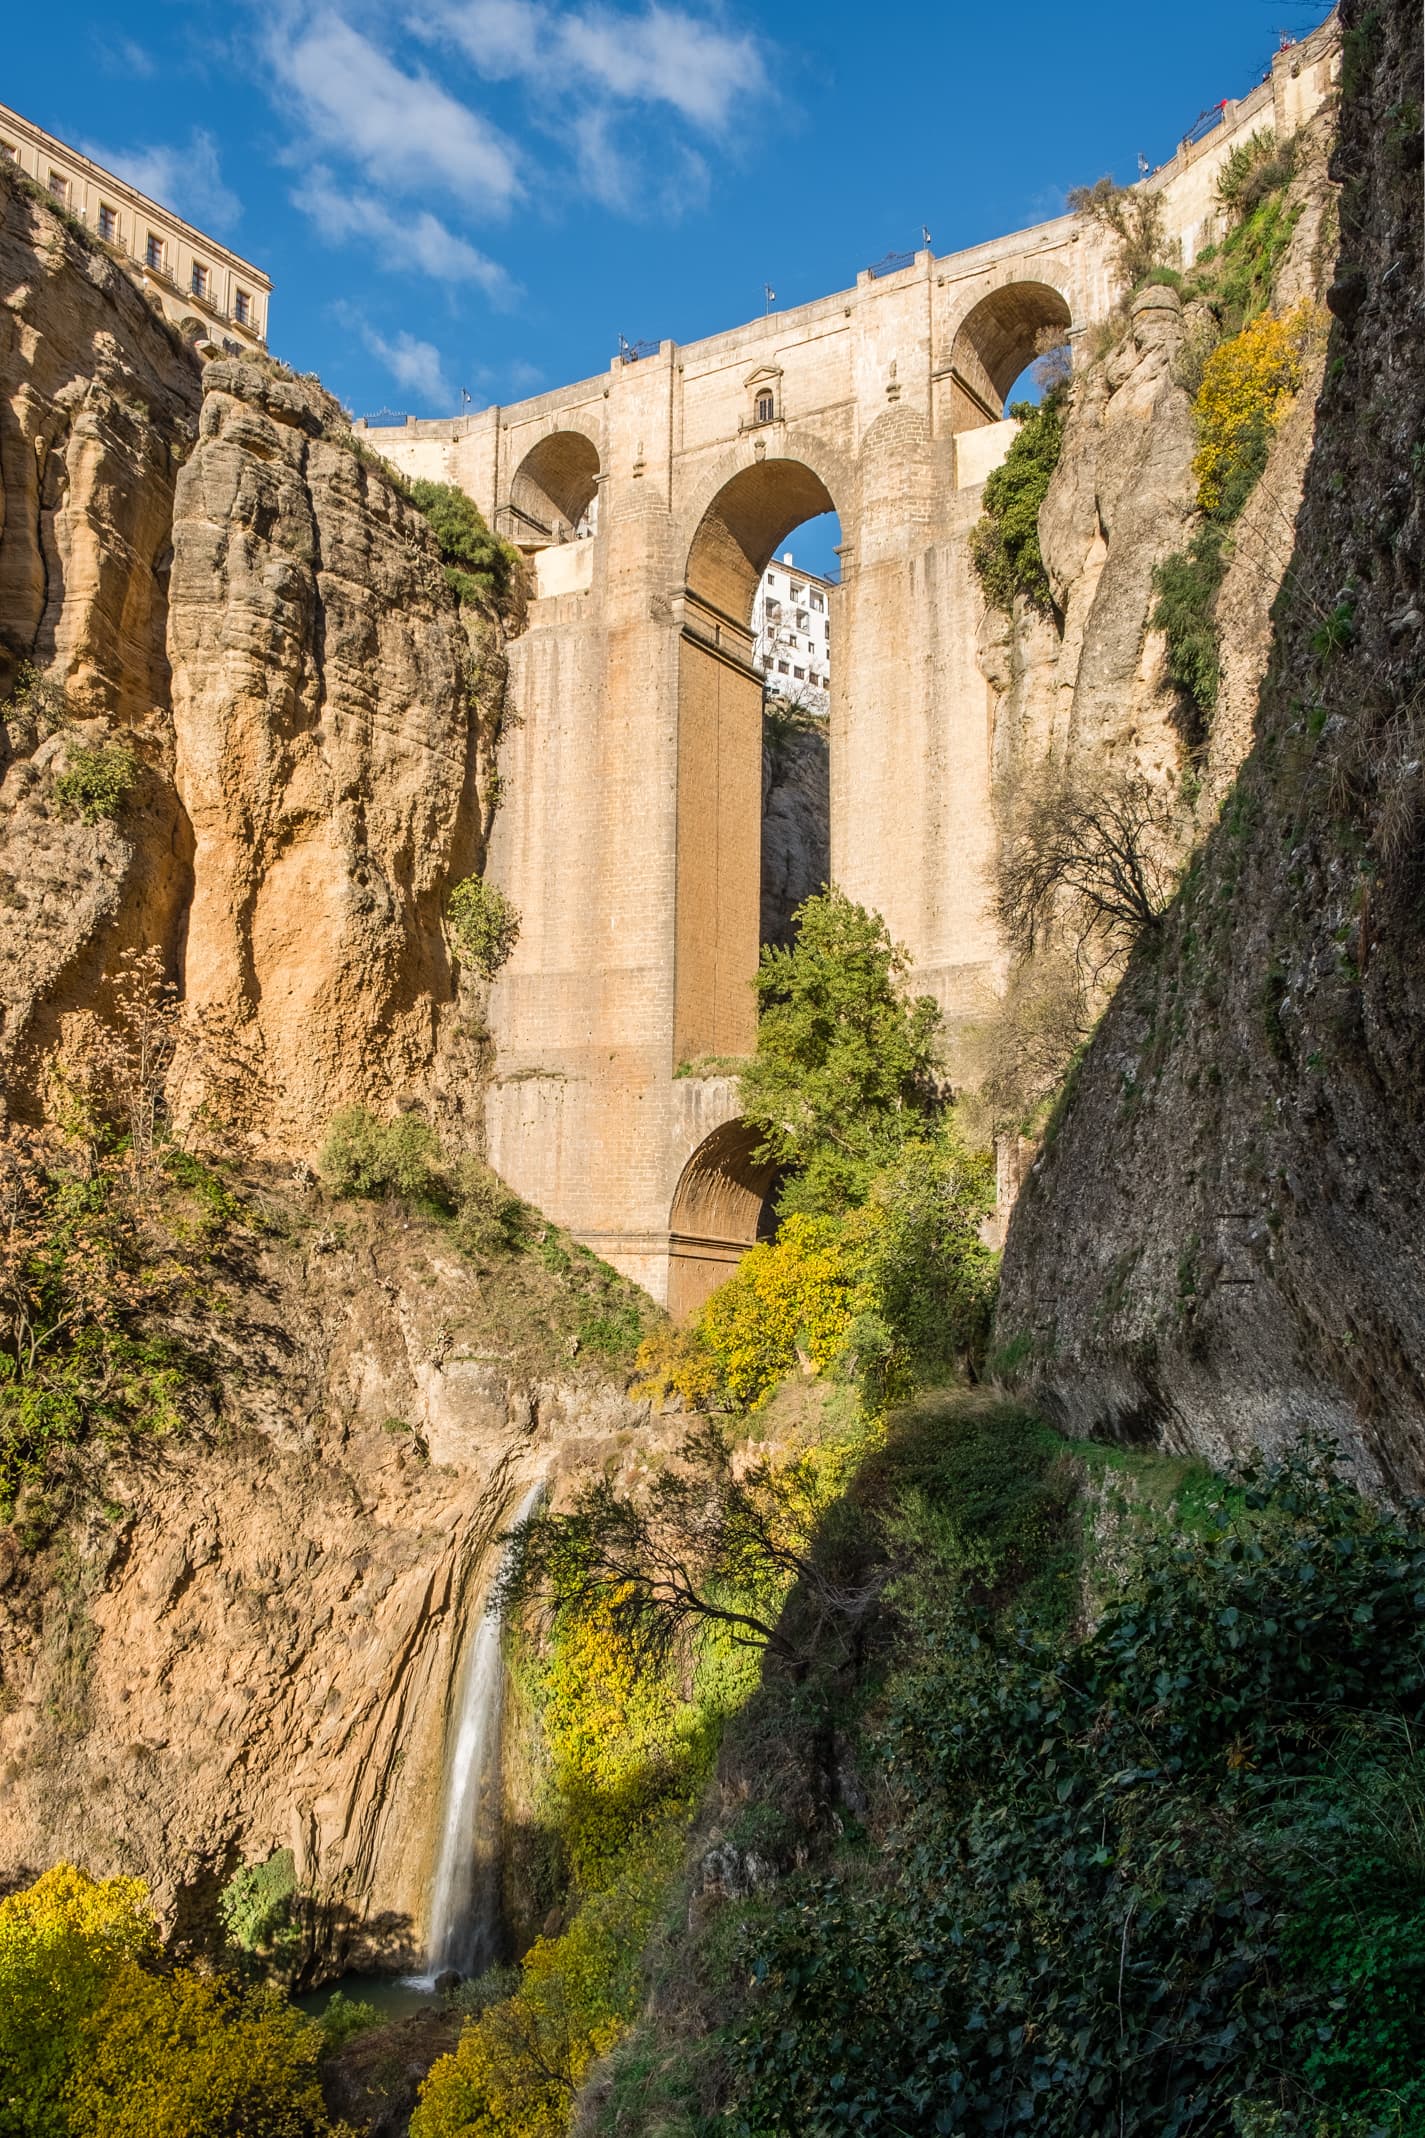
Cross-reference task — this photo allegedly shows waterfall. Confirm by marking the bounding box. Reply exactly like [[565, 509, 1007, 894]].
[[423, 1480, 543, 1980]]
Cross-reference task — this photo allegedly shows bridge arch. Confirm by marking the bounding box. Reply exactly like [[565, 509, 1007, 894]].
[[667, 1117, 781, 1320], [674, 452, 845, 1068], [508, 429, 601, 547], [946, 277, 1074, 429]]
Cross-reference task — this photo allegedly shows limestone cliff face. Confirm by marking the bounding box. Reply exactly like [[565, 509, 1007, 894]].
[[168, 364, 499, 1150], [0, 165, 200, 1100], [997, 0, 1425, 1494], [0, 1194, 649, 1970], [980, 114, 1334, 815], [1, 165, 510, 1148], [760, 715, 829, 948]]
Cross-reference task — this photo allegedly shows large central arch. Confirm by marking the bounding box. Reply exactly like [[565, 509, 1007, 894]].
[[675, 456, 839, 1067]]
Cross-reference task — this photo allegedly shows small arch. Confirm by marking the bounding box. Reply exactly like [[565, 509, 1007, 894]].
[[685, 457, 837, 630], [947, 280, 1073, 429], [508, 430, 600, 547], [667, 1118, 781, 1320]]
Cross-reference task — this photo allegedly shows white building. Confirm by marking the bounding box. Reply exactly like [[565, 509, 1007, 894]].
[[0, 101, 271, 353], [752, 552, 832, 713]]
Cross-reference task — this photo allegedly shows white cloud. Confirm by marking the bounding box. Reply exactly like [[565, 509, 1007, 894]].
[[269, 9, 523, 211], [412, 0, 766, 131], [84, 128, 241, 233], [300, 168, 516, 299], [98, 35, 157, 78], [362, 324, 452, 404]]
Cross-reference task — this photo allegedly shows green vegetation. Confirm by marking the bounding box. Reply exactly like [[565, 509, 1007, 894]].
[[407, 479, 521, 611], [592, 1421, 1425, 2138], [447, 875, 522, 979], [0, 1865, 344, 2137], [0, 952, 239, 1516], [53, 743, 139, 824], [1153, 303, 1320, 741], [968, 385, 1068, 614], [218, 1851, 305, 1979], [319, 1107, 449, 1204], [739, 887, 946, 1218], [1067, 176, 1168, 289]]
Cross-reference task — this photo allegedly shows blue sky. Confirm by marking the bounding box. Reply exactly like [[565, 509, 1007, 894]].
[[8, 1, 1326, 437]]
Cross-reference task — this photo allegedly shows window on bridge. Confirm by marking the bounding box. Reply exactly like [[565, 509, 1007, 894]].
[[508, 430, 600, 549]]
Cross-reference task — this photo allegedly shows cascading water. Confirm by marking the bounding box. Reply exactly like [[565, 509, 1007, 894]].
[[422, 1480, 544, 1980]]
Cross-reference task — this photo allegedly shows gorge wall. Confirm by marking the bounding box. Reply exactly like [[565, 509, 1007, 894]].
[[0, 159, 506, 1153], [998, 0, 1425, 1496]]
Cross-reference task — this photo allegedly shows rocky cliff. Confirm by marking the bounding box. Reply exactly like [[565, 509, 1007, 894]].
[[0, 160, 510, 1149], [0, 1185, 651, 1968], [998, 0, 1425, 1495]]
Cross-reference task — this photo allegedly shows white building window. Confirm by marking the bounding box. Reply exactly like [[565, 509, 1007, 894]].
[[98, 202, 117, 241], [191, 262, 209, 299], [777, 660, 789, 674], [794, 667, 806, 681], [810, 590, 825, 612], [146, 232, 164, 270], [234, 287, 251, 326], [790, 581, 804, 601], [754, 390, 774, 424]]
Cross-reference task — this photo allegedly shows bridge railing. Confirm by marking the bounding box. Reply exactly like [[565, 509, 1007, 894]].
[[864, 248, 917, 280]]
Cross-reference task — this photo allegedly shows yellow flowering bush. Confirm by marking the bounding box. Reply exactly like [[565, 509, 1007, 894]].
[[0, 1865, 156, 2138], [0, 1864, 343, 2138], [696, 1212, 873, 1412], [1192, 303, 1320, 514], [541, 1591, 729, 1889]]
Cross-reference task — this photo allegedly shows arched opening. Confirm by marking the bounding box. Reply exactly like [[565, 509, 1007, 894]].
[[676, 459, 840, 1064], [947, 281, 1073, 432], [667, 1118, 782, 1321], [507, 431, 600, 549]]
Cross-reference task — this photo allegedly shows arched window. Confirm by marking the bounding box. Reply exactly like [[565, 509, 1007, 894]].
[[755, 390, 775, 425]]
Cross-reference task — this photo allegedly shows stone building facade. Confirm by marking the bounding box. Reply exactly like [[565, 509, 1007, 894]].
[[0, 100, 270, 352], [754, 553, 832, 712]]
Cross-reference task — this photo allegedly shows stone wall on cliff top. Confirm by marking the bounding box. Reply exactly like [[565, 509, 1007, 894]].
[[997, 0, 1425, 1496]]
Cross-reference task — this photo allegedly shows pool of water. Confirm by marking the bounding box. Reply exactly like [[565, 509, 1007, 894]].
[[295, 1972, 440, 2024]]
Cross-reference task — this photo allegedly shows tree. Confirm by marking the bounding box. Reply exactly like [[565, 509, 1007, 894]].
[[1067, 176, 1169, 289], [501, 1421, 876, 1673], [995, 762, 1180, 970], [740, 889, 946, 1217]]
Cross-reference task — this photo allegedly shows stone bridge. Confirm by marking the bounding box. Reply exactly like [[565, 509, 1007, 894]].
[[361, 25, 1337, 1312]]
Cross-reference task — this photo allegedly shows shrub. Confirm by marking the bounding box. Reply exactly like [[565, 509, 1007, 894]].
[[412, 1832, 678, 2138], [1, 660, 74, 751], [318, 1107, 446, 1203], [407, 479, 520, 610], [859, 1136, 998, 1393], [67, 1966, 336, 2138], [1192, 303, 1315, 514], [995, 759, 1180, 963], [218, 1849, 305, 1977], [968, 385, 1068, 615], [697, 1213, 872, 1411], [740, 889, 945, 1218], [0, 1865, 156, 2138], [447, 876, 521, 979], [1217, 127, 1298, 222], [1068, 176, 1169, 288], [54, 743, 138, 823], [721, 1442, 1425, 2138], [1151, 520, 1229, 728]]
